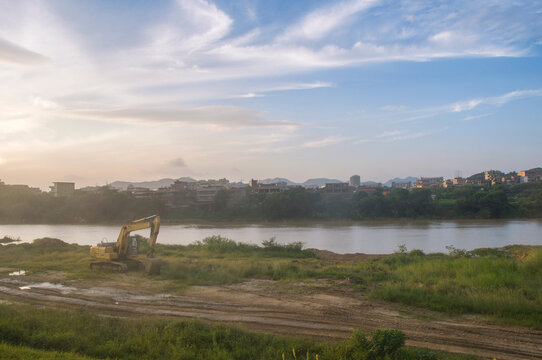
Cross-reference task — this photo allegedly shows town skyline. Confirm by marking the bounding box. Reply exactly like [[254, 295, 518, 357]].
[[1, 1, 541, 189], [3, 164, 540, 192]]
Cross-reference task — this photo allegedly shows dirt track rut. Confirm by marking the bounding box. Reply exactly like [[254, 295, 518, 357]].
[[1, 278, 541, 360]]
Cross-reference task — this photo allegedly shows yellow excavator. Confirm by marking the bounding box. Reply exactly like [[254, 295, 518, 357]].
[[90, 215, 161, 275]]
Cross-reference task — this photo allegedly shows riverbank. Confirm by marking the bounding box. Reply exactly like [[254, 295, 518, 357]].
[[1, 237, 542, 358]]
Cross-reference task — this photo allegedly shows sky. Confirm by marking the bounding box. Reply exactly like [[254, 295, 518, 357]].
[[1, 0, 541, 189]]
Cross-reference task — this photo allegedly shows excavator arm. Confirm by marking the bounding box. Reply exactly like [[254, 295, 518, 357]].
[[116, 215, 160, 258]]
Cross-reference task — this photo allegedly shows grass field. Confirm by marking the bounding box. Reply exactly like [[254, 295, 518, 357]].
[[0, 236, 541, 328], [0, 303, 479, 360]]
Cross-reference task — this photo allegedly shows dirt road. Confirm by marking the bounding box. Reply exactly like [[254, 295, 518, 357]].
[[0, 275, 541, 360]]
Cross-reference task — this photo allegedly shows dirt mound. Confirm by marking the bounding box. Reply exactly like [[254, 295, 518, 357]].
[[32, 238, 70, 248], [0, 236, 20, 244]]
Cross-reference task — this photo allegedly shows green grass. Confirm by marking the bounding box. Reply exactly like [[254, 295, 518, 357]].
[[1, 236, 541, 328], [373, 246, 542, 328], [0, 238, 91, 275], [0, 303, 478, 360], [0, 342, 95, 360]]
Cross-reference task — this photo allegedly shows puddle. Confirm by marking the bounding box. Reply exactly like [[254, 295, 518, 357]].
[[18, 282, 76, 294], [8, 270, 26, 276]]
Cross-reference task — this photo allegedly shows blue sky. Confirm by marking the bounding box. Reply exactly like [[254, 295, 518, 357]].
[[0, 0, 541, 188]]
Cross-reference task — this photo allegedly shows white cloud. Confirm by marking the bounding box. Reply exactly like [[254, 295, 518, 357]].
[[31, 96, 60, 110], [278, 0, 380, 43], [74, 106, 299, 129], [301, 136, 350, 148], [146, 0, 233, 59], [266, 82, 332, 91], [390, 89, 542, 123], [462, 113, 491, 121], [0, 37, 47, 65], [451, 89, 542, 112]]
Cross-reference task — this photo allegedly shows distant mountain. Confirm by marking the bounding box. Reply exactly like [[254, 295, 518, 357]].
[[109, 177, 196, 190], [383, 177, 418, 188], [302, 178, 343, 187], [260, 177, 299, 186]]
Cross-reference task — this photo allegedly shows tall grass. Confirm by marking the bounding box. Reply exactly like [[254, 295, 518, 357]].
[[0, 304, 478, 360], [374, 247, 542, 327], [1, 236, 541, 328]]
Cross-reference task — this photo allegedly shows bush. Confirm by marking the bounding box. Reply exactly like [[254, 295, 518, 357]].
[[346, 329, 405, 360], [369, 329, 405, 358]]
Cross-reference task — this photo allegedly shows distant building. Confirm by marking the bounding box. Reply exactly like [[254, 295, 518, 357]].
[[78, 186, 102, 193], [349, 175, 360, 187], [170, 180, 198, 192], [323, 182, 350, 193], [127, 185, 153, 199], [391, 181, 411, 189], [413, 177, 443, 189], [484, 170, 502, 185], [198, 178, 230, 188], [50, 182, 75, 197], [196, 186, 225, 203], [517, 169, 542, 183], [248, 178, 289, 193], [452, 177, 466, 186], [442, 179, 454, 188]]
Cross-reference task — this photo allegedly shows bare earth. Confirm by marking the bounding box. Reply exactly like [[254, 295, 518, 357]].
[[0, 271, 541, 360]]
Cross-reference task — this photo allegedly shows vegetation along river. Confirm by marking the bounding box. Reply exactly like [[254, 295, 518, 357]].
[[1, 220, 541, 254]]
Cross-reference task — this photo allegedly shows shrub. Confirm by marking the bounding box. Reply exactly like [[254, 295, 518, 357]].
[[346, 329, 405, 360], [368, 329, 405, 358]]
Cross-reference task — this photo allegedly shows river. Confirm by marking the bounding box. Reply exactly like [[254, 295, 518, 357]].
[[1, 220, 541, 254]]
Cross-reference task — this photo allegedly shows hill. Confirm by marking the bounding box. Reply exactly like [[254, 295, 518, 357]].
[[260, 178, 298, 186], [383, 177, 418, 187], [109, 177, 196, 190], [302, 178, 343, 187]]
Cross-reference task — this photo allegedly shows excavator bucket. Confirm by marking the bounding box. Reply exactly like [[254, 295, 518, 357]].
[[142, 258, 161, 275]]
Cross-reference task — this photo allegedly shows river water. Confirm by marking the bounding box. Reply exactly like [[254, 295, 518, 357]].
[[1, 220, 541, 254]]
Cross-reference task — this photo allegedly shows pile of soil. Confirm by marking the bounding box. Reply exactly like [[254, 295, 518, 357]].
[[0, 236, 20, 244], [32, 238, 70, 248]]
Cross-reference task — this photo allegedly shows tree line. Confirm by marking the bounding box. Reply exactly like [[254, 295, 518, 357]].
[[1, 182, 542, 224]]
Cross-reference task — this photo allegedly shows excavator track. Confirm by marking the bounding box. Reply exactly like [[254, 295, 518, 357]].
[[90, 261, 128, 272]]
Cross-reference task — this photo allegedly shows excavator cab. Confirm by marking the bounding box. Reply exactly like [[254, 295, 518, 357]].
[[90, 215, 161, 275]]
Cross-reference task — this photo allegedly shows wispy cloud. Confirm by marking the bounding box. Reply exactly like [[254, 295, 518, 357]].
[[230, 82, 332, 99], [462, 113, 491, 121], [301, 136, 350, 148], [74, 106, 300, 129], [354, 128, 446, 143], [277, 0, 379, 43], [451, 89, 542, 112], [0, 37, 47, 65], [392, 89, 542, 123]]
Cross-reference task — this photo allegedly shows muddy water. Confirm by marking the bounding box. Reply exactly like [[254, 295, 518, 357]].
[[1, 220, 541, 254]]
